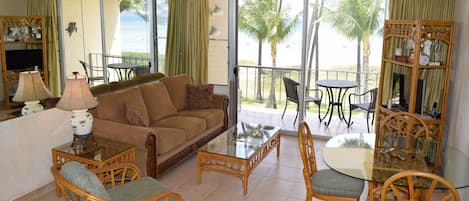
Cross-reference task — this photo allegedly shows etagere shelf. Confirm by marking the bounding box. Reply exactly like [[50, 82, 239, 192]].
[[376, 20, 455, 171], [0, 16, 48, 109]]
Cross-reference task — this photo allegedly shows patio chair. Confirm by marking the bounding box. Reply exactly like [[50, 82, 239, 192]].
[[79, 60, 107, 85], [282, 77, 323, 125], [347, 88, 378, 132], [134, 62, 151, 77], [380, 170, 460, 201], [298, 121, 364, 201], [51, 161, 183, 201]]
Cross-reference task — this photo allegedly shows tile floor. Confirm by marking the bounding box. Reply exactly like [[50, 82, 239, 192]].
[[25, 134, 451, 201], [31, 135, 371, 201]]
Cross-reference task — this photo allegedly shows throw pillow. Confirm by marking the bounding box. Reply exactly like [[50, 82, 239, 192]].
[[186, 84, 214, 110], [125, 103, 149, 126]]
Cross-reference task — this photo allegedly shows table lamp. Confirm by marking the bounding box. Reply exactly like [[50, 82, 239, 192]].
[[56, 72, 98, 148], [13, 71, 52, 116]]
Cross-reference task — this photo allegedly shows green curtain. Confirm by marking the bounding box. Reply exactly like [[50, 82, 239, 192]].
[[165, 0, 209, 84], [382, 0, 455, 112], [26, 0, 61, 96]]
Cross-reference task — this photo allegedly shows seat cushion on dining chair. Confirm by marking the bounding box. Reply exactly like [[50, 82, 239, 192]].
[[310, 169, 364, 198], [108, 177, 176, 201]]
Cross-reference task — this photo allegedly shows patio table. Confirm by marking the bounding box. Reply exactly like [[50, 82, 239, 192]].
[[316, 80, 358, 126], [108, 63, 139, 81]]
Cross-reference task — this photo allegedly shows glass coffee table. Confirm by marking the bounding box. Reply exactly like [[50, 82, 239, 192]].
[[197, 122, 281, 194]]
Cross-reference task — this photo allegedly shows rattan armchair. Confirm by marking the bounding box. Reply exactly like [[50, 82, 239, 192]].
[[51, 162, 183, 201], [381, 170, 460, 201], [298, 121, 364, 201]]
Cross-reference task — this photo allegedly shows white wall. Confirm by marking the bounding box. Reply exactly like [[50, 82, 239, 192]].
[[0, 109, 73, 201], [448, 0, 469, 198], [208, 0, 229, 85]]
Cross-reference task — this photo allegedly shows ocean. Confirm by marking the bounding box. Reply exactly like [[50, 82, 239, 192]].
[[120, 8, 383, 68]]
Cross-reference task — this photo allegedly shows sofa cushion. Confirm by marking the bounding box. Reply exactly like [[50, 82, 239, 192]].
[[160, 75, 192, 111], [108, 177, 173, 201], [139, 82, 178, 122], [126, 103, 149, 126], [178, 109, 223, 129], [186, 84, 214, 110], [150, 127, 186, 155], [60, 161, 111, 200], [153, 116, 206, 140], [97, 87, 149, 125]]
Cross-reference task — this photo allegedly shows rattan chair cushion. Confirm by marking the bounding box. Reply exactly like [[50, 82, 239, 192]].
[[60, 162, 111, 200], [310, 169, 364, 198], [109, 177, 175, 201]]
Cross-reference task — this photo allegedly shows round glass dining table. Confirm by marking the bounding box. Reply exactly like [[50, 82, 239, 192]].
[[323, 133, 469, 189]]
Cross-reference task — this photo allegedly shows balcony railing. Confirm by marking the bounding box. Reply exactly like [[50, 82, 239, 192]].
[[89, 53, 151, 68], [86, 53, 151, 83], [237, 65, 380, 108]]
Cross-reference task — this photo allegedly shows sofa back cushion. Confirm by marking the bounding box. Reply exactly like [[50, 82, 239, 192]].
[[160, 75, 192, 111], [139, 82, 177, 122], [97, 87, 150, 126]]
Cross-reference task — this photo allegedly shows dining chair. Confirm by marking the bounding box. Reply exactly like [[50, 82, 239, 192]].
[[298, 121, 364, 201], [370, 112, 431, 200], [377, 112, 430, 157], [380, 170, 461, 201], [347, 88, 378, 132], [52, 161, 183, 201], [79, 60, 107, 85], [282, 77, 323, 125]]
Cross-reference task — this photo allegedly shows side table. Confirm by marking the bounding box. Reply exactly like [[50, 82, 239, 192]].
[[51, 136, 135, 196]]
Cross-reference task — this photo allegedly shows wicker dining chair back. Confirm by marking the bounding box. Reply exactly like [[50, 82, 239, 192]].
[[381, 170, 461, 201], [378, 112, 430, 156]]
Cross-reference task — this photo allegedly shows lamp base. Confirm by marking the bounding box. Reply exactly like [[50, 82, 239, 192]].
[[71, 109, 93, 135], [21, 100, 44, 116], [71, 133, 97, 150]]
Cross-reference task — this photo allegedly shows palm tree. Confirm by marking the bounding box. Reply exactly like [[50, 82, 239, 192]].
[[306, 0, 325, 95], [239, 0, 269, 103], [263, 0, 299, 109], [120, 0, 148, 21], [324, 0, 382, 94]]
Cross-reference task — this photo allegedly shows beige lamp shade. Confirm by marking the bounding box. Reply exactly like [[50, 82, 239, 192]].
[[56, 74, 98, 111], [12, 71, 51, 102]]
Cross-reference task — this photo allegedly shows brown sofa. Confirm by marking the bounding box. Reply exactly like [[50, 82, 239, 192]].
[[89, 73, 229, 178]]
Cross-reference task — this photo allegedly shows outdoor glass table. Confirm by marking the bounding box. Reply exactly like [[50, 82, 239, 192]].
[[323, 133, 469, 189], [316, 80, 358, 126], [108, 63, 139, 81]]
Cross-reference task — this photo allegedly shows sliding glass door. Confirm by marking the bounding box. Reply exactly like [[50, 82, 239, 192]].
[[59, 0, 157, 83], [101, 0, 154, 82], [233, 0, 309, 132]]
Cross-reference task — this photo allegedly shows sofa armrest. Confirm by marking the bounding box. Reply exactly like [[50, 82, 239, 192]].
[[212, 94, 229, 130], [92, 118, 157, 178]]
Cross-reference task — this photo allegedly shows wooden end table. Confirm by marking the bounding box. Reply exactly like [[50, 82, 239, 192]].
[[197, 122, 281, 194], [51, 136, 135, 196]]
